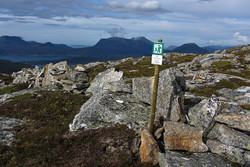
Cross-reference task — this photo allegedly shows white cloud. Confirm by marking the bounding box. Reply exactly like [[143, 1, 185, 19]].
[[234, 32, 248, 43], [106, 1, 169, 15]]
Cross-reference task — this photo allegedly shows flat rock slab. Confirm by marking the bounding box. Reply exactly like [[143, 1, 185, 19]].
[[215, 113, 250, 131], [163, 122, 208, 152], [159, 151, 233, 167], [206, 139, 245, 165], [208, 123, 250, 150]]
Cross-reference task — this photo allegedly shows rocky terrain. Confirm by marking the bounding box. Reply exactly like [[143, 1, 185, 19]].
[[0, 44, 249, 166]]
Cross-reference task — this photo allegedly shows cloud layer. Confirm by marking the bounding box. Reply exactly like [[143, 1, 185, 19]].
[[0, 0, 249, 46]]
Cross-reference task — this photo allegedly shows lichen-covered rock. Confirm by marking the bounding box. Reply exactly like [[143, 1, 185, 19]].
[[208, 123, 250, 150], [139, 129, 160, 165], [69, 92, 150, 131], [163, 121, 208, 152], [217, 86, 250, 105], [65, 68, 89, 82], [133, 67, 186, 122], [215, 114, 250, 131], [159, 151, 233, 167], [206, 139, 245, 165], [188, 95, 220, 132], [86, 68, 125, 95]]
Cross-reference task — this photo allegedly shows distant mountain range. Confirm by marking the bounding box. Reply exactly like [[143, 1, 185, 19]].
[[0, 36, 74, 56], [1, 35, 236, 57]]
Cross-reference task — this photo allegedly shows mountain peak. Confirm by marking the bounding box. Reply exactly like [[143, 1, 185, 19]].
[[0, 35, 27, 45], [172, 43, 208, 54]]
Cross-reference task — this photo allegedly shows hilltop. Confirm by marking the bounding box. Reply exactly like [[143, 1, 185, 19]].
[[0, 44, 249, 166]]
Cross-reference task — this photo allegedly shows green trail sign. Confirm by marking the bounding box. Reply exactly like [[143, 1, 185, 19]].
[[152, 42, 164, 55], [151, 42, 164, 65]]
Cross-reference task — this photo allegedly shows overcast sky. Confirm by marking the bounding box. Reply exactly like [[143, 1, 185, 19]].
[[0, 0, 249, 46]]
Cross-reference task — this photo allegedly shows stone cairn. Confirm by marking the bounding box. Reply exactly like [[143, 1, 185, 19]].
[[11, 61, 89, 94]]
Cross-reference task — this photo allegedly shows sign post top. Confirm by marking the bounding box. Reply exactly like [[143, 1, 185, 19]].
[[152, 42, 164, 55]]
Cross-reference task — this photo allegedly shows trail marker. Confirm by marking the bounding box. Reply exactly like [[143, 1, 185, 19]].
[[151, 42, 164, 65], [148, 39, 164, 134]]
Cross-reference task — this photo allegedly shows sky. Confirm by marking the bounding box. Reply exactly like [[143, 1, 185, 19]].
[[0, 0, 250, 47]]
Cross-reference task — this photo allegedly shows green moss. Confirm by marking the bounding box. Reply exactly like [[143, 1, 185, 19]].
[[0, 83, 29, 95], [212, 61, 234, 70], [241, 104, 250, 110], [222, 102, 227, 109]]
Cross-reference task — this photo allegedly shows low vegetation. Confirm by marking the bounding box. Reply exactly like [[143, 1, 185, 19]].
[[0, 91, 152, 166], [0, 83, 29, 95], [189, 78, 250, 97]]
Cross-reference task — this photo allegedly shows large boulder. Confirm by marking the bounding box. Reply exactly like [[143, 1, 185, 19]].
[[69, 92, 150, 131], [159, 151, 233, 167], [139, 129, 160, 165], [86, 68, 130, 95], [163, 121, 208, 152], [132, 67, 186, 122]]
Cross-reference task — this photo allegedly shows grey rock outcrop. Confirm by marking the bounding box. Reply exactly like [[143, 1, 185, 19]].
[[12, 61, 89, 94], [0, 117, 23, 146], [133, 67, 186, 122], [159, 151, 233, 167], [69, 92, 150, 132], [0, 87, 46, 105], [12, 65, 41, 85], [217, 86, 250, 105]]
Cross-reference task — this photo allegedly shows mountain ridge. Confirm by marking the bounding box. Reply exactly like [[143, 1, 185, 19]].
[[172, 43, 209, 54]]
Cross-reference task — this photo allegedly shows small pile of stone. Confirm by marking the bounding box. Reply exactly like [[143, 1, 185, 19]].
[[11, 61, 90, 94]]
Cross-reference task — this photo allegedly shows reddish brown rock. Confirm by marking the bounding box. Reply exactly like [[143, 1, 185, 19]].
[[139, 129, 160, 165], [163, 122, 208, 152]]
